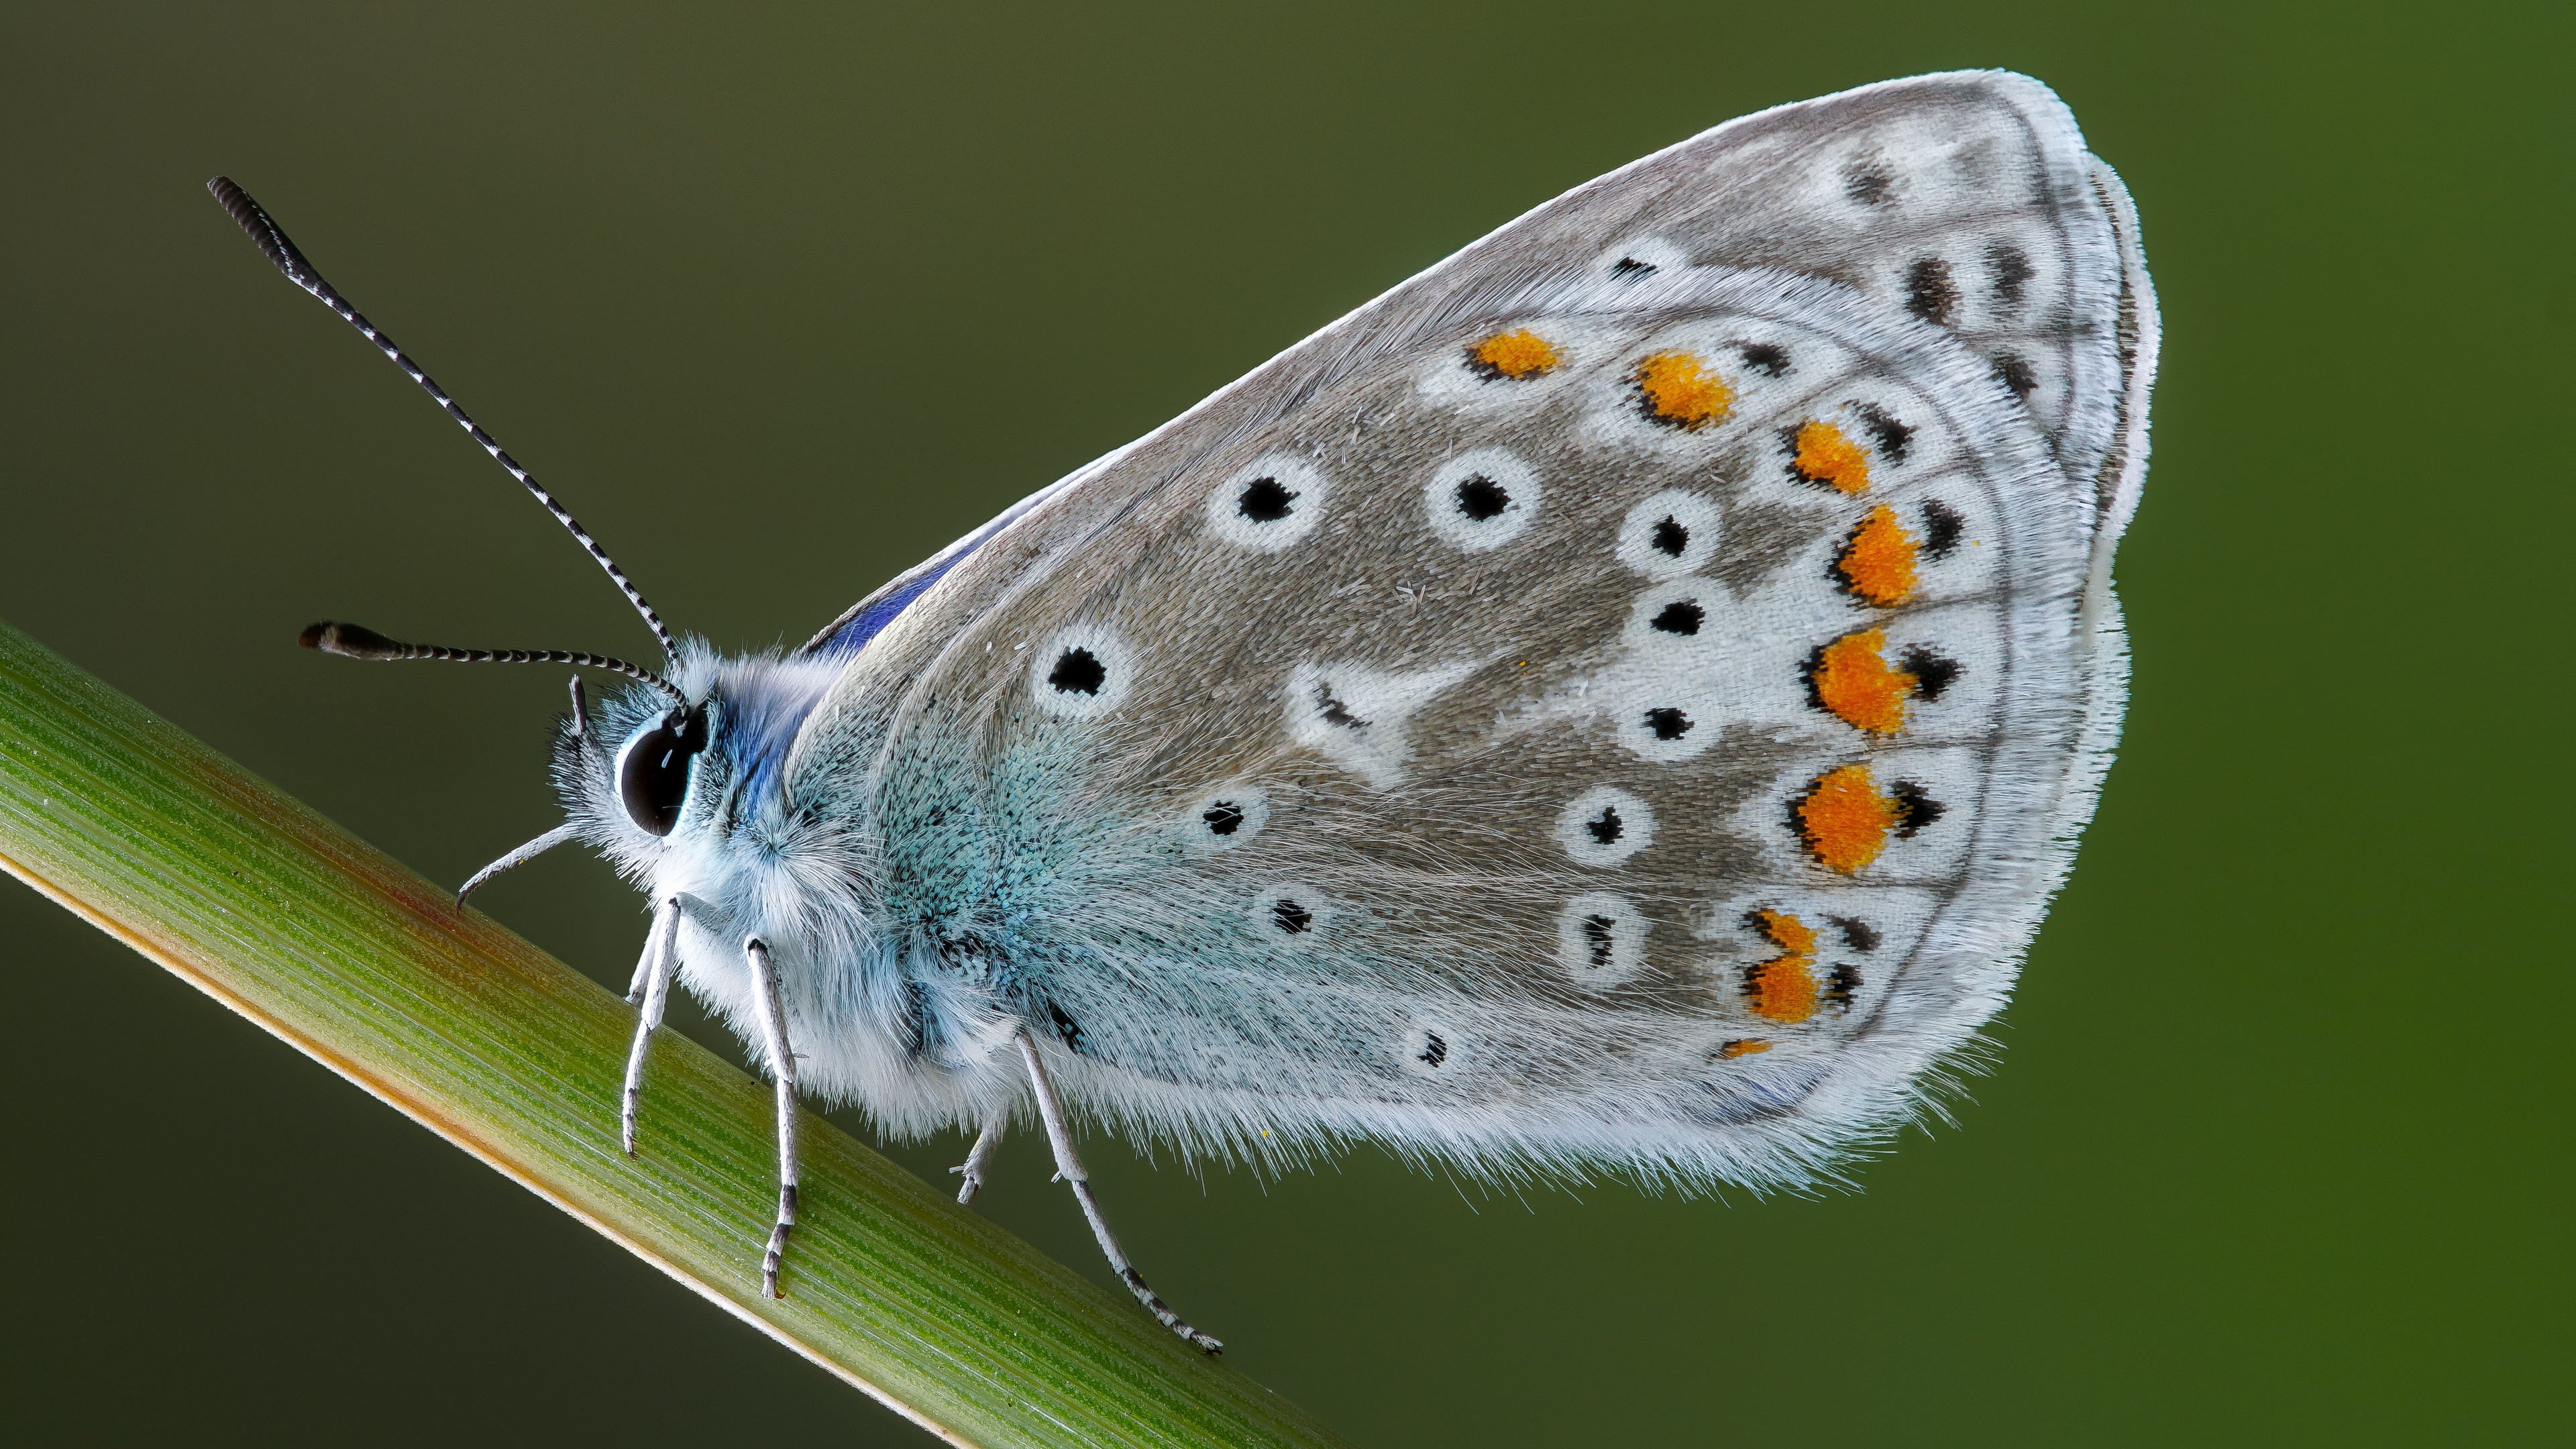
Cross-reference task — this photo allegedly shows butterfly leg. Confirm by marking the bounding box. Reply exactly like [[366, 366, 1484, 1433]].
[[1014, 1031, 1222, 1354], [951, 1110, 1007, 1208], [620, 896, 681, 1157], [745, 936, 801, 1299]]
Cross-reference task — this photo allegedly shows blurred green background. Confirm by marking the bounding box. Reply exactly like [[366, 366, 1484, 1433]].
[[2, 3, 2566, 1444]]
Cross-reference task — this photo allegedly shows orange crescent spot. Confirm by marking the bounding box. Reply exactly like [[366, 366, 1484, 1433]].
[[1810, 627, 1918, 735], [1718, 1038, 1772, 1059], [1792, 419, 1871, 494], [1796, 764, 1896, 873], [1633, 352, 1733, 429], [1746, 909, 1820, 1024], [1752, 906, 1817, 955], [1465, 329, 1560, 380], [1836, 504, 1921, 606]]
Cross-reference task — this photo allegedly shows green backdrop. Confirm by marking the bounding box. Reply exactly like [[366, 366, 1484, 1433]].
[[2, 3, 2565, 1443]]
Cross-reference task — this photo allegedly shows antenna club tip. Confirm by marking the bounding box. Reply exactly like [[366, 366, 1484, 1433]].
[[301, 621, 400, 659], [207, 176, 258, 224]]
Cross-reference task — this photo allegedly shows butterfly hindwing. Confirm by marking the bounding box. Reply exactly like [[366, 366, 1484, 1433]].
[[784, 71, 2148, 1186]]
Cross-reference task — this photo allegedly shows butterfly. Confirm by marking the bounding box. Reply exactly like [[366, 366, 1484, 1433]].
[[212, 69, 2155, 1355]]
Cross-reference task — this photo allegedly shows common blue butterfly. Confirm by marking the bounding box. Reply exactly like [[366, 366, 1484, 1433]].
[[214, 69, 2156, 1355]]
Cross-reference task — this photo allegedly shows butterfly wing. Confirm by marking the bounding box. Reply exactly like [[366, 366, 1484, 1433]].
[[788, 70, 2154, 1186]]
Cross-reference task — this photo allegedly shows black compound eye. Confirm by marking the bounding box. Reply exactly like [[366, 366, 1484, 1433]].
[[615, 708, 706, 837]]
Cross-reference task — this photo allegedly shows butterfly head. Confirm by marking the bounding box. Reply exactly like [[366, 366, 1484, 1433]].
[[547, 648, 735, 851], [545, 645, 846, 869], [299, 619, 763, 894]]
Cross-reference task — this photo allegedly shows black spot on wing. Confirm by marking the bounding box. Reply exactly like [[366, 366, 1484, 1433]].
[[1315, 680, 1367, 730], [1898, 645, 1961, 702], [1586, 806, 1623, 845], [1829, 916, 1880, 952], [1582, 914, 1617, 968], [1739, 342, 1790, 376], [1454, 474, 1510, 520], [1987, 241, 2034, 310], [1237, 476, 1296, 521], [1890, 780, 1945, 837], [1650, 600, 1704, 636], [1904, 257, 1958, 327], [1992, 352, 2039, 402], [1825, 965, 1862, 1010], [1047, 647, 1106, 696], [1856, 404, 1914, 463]]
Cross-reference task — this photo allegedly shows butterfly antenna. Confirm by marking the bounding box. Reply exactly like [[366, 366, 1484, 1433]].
[[207, 176, 680, 668], [299, 621, 687, 706]]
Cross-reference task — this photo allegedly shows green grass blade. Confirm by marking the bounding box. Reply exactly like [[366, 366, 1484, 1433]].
[[0, 620, 1344, 1449]]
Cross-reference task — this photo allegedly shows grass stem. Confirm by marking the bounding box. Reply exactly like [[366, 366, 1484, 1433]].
[[0, 621, 1342, 1449]]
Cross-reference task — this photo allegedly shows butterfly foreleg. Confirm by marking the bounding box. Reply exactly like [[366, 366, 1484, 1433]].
[[951, 1109, 1007, 1208], [619, 896, 681, 1157], [745, 936, 801, 1299], [1013, 1031, 1222, 1355]]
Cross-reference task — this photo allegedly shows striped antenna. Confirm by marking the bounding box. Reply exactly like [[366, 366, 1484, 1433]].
[[207, 176, 680, 667], [301, 621, 686, 706]]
